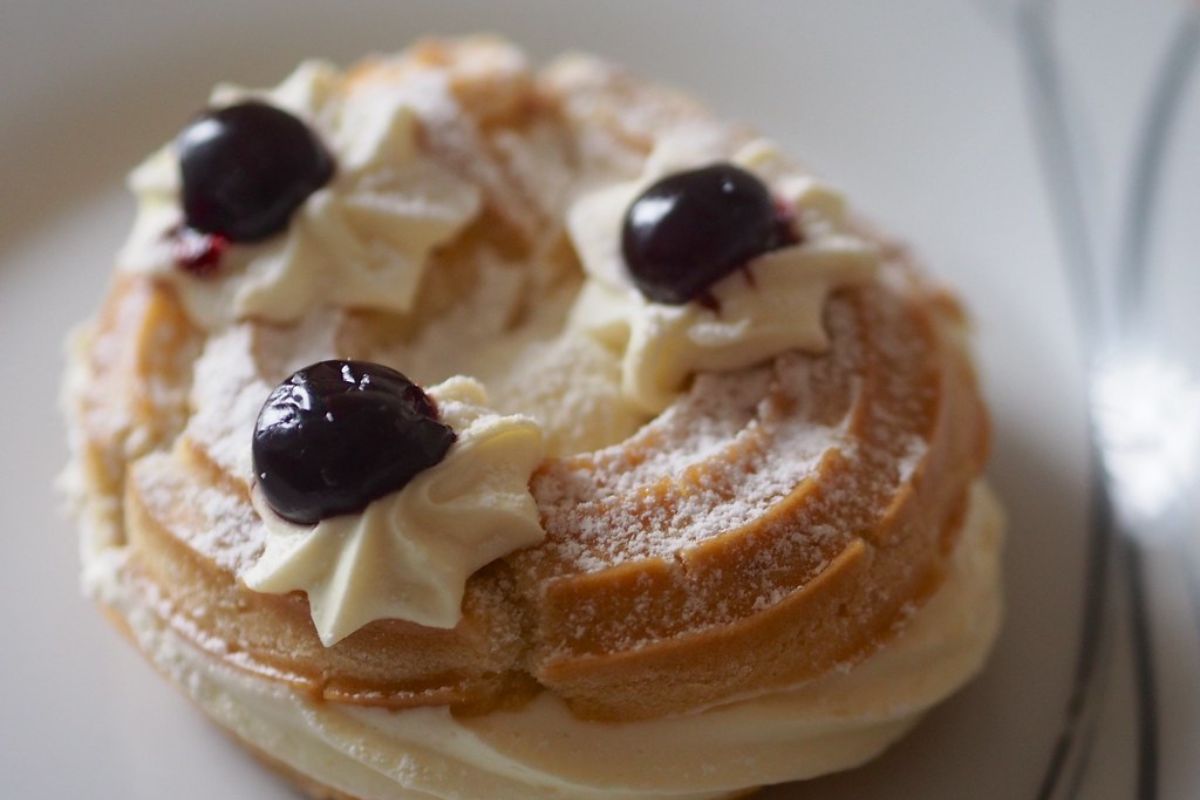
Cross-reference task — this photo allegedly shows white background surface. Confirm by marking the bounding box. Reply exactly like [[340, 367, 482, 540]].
[[1, 1, 1197, 798]]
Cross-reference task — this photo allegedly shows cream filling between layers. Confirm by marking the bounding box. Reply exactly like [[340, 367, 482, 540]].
[[85, 481, 1003, 800]]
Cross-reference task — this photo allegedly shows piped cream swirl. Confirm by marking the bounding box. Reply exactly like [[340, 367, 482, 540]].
[[244, 376, 545, 644], [568, 134, 878, 413], [118, 61, 482, 329]]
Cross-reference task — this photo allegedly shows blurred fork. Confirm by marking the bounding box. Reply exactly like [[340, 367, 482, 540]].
[[989, 1, 1200, 798]]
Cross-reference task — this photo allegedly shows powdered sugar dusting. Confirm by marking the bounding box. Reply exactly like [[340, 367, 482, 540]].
[[185, 310, 342, 483], [531, 299, 879, 574], [133, 453, 263, 573], [523, 286, 939, 601], [185, 328, 269, 483], [65, 42, 955, 671]]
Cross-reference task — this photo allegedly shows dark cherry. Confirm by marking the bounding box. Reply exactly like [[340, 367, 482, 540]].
[[252, 361, 456, 525], [621, 163, 796, 305], [177, 101, 334, 243]]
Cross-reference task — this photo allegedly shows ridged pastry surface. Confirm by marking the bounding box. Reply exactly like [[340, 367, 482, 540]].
[[63, 35, 1001, 797]]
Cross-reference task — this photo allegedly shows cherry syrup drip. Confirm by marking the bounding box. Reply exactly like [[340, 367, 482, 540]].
[[170, 225, 229, 277], [772, 199, 802, 250]]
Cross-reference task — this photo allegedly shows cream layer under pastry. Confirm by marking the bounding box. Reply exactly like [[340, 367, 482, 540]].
[[63, 36, 1002, 799]]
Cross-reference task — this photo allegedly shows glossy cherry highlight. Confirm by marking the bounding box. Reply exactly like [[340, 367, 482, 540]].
[[621, 163, 795, 305], [252, 361, 455, 525], [177, 101, 333, 243]]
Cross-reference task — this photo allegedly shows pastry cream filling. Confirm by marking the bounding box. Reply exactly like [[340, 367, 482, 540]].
[[85, 482, 1003, 800], [244, 377, 545, 644], [118, 61, 481, 328], [568, 135, 878, 413]]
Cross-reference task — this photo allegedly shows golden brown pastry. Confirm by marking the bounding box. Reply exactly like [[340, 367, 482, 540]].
[[64, 36, 1002, 800]]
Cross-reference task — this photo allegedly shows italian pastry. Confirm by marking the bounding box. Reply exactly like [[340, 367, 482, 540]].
[[63, 36, 1003, 800]]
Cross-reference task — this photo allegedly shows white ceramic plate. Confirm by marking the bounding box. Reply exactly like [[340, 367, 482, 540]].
[[3, 1, 1199, 798]]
